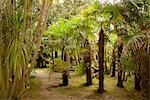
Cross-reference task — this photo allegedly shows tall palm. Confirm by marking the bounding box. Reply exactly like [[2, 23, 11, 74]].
[[97, 26, 105, 93]]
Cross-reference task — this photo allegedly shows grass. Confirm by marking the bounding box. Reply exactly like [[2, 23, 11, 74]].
[[49, 74, 144, 100], [22, 69, 145, 100], [21, 77, 42, 99], [28, 78, 42, 96]]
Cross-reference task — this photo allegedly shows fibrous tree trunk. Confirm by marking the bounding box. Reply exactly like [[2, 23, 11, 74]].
[[70, 57, 73, 66], [51, 49, 55, 69], [111, 49, 116, 77], [85, 63, 92, 86], [84, 39, 92, 86], [117, 37, 123, 88], [135, 72, 141, 91], [55, 51, 58, 58], [62, 71, 68, 86], [133, 57, 141, 91], [98, 27, 104, 93], [104, 49, 109, 75], [61, 46, 65, 60], [62, 51, 69, 86], [140, 53, 149, 99], [64, 51, 67, 62]]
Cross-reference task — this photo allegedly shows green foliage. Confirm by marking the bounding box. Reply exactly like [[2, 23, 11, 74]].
[[1, 0, 149, 99], [75, 64, 85, 76], [0, 0, 52, 99], [107, 33, 118, 46], [81, 1, 102, 18], [121, 57, 135, 72], [54, 58, 70, 72], [122, 0, 150, 25], [47, 64, 53, 74], [103, 4, 122, 21]]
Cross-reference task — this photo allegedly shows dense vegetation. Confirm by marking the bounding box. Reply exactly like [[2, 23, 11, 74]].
[[0, 0, 149, 100]]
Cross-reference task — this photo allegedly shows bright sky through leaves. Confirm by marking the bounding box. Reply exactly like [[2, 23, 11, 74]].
[[99, 0, 121, 4], [58, 0, 121, 4]]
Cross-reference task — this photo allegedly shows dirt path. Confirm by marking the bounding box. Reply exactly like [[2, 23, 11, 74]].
[[24, 69, 83, 100], [22, 68, 144, 100], [33, 69, 75, 100]]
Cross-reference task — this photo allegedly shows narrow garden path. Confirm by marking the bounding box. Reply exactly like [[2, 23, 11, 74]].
[[22, 68, 144, 100]]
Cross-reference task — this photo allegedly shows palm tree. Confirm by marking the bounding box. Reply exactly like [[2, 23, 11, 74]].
[[97, 27, 105, 93], [45, 17, 83, 86], [117, 36, 124, 88], [121, 0, 150, 98], [83, 39, 92, 86], [111, 48, 116, 77]]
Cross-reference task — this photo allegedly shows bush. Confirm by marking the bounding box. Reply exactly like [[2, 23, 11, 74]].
[[75, 64, 86, 76], [54, 58, 70, 73]]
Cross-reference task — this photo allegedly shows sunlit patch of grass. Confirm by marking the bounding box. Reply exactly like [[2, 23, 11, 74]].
[[59, 86, 83, 96], [29, 77, 41, 92], [54, 74, 143, 100], [55, 75, 97, 97], [124, 76, 135, 91], [26, 70, 144, 100], [22, 77, 42, 99]]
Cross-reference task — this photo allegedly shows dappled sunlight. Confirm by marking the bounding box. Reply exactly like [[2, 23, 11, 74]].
[[23, 68, 144, 100], [0, 0, 149, 100]]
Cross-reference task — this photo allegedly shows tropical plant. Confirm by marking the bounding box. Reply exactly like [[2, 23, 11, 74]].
[[119, 0, 150, 97], [0, 0, 52, 99]]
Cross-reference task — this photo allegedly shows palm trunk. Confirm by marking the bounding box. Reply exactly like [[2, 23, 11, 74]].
[[104, 49, 109, 75], [134, 59, 141, 91], [135, 72, 141, 91], [117, 38, 123, 88], [62, 51, 69, 86], [140, 53, 149, 99], [111, 49, 116, 77], [84, 39, 92, 86], [85, 63, 92, 86], [51, 49, 55, 68], [61, 46, 65, 60], [70, 57, 73, 66], [64, 51, 67, 61], [55, 51, 58, 58], [62, 71, 68, 86], [98, 27, 104, 93]]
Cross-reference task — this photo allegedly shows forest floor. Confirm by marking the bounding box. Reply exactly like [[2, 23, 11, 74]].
[[22, 68, 145, 100]]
